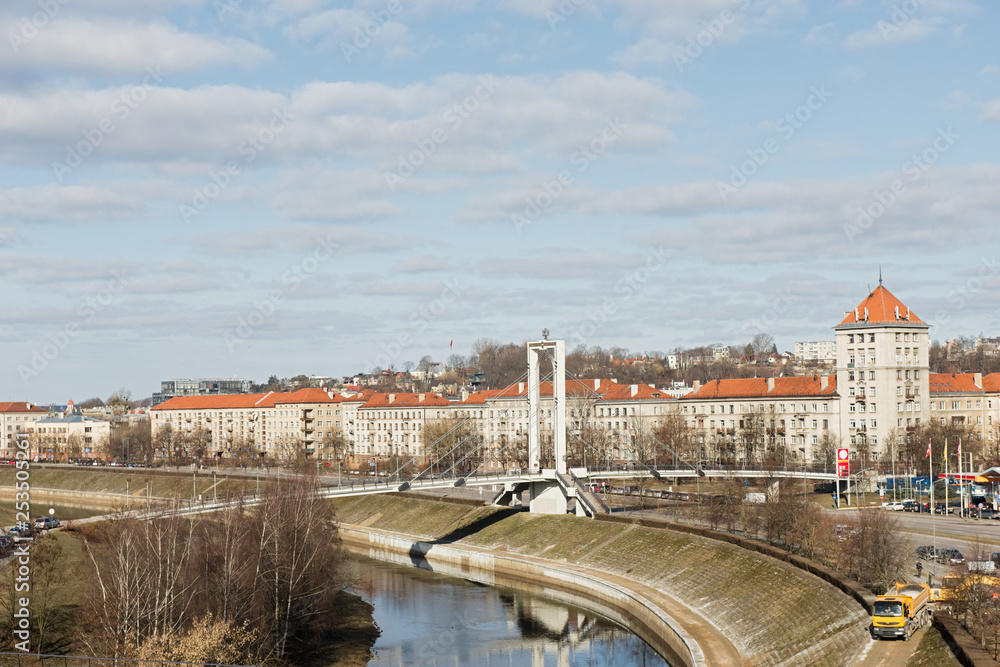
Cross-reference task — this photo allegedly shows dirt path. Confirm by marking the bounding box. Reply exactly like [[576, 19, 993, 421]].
[[853, 626, 925, 666]]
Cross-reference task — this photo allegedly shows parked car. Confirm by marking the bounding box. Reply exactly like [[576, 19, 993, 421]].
[[941, 548, 965, 565], [903, 500, 920, 512], [0, 535, 13, 556], [34, 516, 60, 530], [883, 501, 905, 511], [916, 545, 938, 560], [7, 524, 35, 541]]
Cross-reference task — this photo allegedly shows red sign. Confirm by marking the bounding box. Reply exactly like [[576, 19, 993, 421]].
[[837, 448, 849, 478]]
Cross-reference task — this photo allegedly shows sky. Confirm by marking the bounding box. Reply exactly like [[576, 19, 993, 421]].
[[2, 0, 999, 404]]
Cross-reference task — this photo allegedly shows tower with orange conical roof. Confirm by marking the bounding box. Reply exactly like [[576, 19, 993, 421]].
[[834, 280, 930, 464]]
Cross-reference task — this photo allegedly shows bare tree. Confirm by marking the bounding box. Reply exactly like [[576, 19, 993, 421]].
[[840, 508, 909, 594]]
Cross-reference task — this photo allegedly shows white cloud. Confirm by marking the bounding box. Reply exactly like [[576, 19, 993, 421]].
[[844, 17, 939, 49], [801, 22, 837, 47], [983, 98, 1000, 123], [609, 0, 803, 65], [0, 72, 695, 178], [0, 183, 147, 223], [1, 17, 271, 75]]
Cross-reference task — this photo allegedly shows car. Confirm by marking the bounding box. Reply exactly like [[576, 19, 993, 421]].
[[0, 535, 13, 556], [7, 524, 35, 541], [903, 500, 920, 512], [916, 545, 938, 560], [883, 501, 905, 511], [34, 517, 60, 530], [943, 548, 965, 565]]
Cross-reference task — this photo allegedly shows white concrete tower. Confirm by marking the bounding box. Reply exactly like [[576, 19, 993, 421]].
[[834, 282, 930, 464]]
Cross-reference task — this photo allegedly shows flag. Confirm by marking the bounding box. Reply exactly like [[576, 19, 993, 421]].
[[957, 438, 962, 458], [449, 339, 453, 349], [944, 438, 947, 466], [926, 439, 932, 457]]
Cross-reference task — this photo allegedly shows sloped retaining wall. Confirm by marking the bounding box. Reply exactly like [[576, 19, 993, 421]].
[[340, 526, 705, 667]]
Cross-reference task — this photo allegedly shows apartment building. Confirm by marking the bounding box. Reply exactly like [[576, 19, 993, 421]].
[[928, 372, 1000, 439], [0, 402, 48, 458], [676, 376, 838, 464], [794, 341, 837, 363]]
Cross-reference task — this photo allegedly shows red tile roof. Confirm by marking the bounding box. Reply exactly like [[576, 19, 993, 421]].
[[602, 384, 673, 402], [152, 393, 283, 411], [274, 388, 342, 404], [0, 402, 47, 414], [360, 392, 452, 408], [459, 390, 504, 405], [680, 376, 837, 400], [929, 373, 1000, 394], [838, 285, 924, 326], [491, 378, 621, 399]]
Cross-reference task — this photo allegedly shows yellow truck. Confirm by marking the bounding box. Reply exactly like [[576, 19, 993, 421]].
[[871, 583, 932, 641]]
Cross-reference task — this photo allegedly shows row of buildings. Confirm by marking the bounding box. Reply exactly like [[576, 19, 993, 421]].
[[144, 285, 999, 469], [1, 400, 111, 460], [8, 285, 999, 469]]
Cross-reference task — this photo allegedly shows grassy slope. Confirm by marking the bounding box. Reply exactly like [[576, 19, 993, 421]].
[[907, 626, 962, 666], [333, 495, 871, 667]]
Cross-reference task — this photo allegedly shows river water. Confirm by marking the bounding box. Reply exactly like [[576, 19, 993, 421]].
[[352, 556, 670, 667]]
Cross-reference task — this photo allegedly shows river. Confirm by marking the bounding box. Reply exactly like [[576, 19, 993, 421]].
[[351, 555, 670, 667]]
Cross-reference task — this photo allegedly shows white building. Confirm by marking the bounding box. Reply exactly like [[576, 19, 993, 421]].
[[794, 341, 837, 363]]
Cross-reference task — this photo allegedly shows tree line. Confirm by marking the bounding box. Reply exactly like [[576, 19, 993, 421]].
[[0, 477, 347, 663]]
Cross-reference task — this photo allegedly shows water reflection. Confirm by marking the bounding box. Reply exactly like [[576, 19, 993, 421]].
[[354, 556, 669, 667]]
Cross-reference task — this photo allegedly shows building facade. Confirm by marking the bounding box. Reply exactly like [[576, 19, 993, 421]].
[[152, 378, 254, 406]]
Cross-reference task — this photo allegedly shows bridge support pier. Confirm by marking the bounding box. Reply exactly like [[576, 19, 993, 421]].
[[529, 479, 569, 515]]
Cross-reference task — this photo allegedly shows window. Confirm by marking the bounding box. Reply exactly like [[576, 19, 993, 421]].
[[896, 333, 901, 342], [849, 404, 856, 412], [848, 371, 855, 381], [869, 333, 875, 342], [897, 402, 903, 412], [848, 334, 854, 343], [897, 370, 902, 380], [904, 333, 910, 342], [869, 370, 876, 380], [823, 419, 828, 429], [870, 403, 876, 412]]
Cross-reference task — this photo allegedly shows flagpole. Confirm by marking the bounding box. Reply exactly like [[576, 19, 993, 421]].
[[930, 438, 936, 583], [944, 438, 948, 517], [958, 438, 963, 519]]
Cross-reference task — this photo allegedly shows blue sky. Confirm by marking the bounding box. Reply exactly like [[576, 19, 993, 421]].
[[2, 0, 999, 403]]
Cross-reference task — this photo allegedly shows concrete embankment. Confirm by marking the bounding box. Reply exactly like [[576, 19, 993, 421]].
[[340, 525, 705, 667], [333, 494, 870, 667]]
